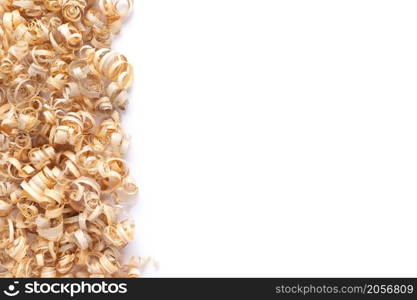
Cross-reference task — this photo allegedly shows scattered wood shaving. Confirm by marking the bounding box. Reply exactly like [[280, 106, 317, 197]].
[[0, 0, 142, 278]]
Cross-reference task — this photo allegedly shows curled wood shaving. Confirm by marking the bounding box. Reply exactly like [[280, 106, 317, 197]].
[[0, 1, 142, 278]]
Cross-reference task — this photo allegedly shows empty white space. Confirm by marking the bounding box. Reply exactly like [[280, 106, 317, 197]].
[[117, 1, 417, 276]]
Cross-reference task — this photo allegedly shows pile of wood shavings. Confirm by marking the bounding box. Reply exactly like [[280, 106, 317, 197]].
[[0, 0, 144, 277]]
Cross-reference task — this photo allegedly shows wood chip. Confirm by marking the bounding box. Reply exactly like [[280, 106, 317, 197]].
[[0, 0, 140, 278]]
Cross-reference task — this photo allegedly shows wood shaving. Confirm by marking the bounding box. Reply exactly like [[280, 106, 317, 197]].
[[0, 0, 141, 278]]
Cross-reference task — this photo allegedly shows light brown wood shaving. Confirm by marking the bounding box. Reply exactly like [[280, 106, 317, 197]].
[[0, 0, 142, 278]]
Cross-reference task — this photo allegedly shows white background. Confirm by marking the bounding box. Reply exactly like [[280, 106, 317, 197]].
[[117, 1, 417, 277]]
